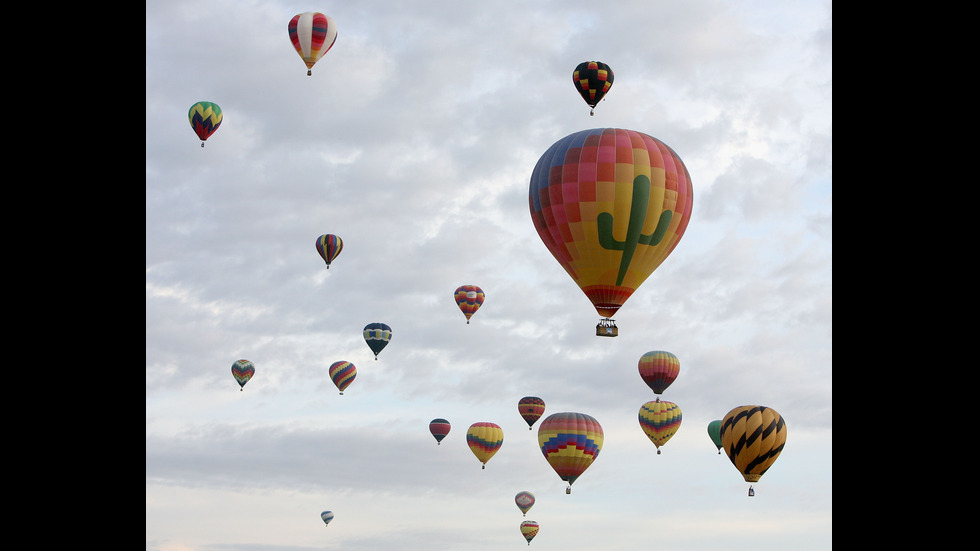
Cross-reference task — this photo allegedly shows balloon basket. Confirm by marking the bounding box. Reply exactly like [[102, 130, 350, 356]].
[[595, 318, 618, 337]]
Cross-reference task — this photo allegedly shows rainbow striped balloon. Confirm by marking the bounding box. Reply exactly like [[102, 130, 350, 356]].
[[515, 491, 535, 516], [638, 350, 681, 395], [466, 422, 503, 468], [518, 396, 546, 430], [231, 359, 254, 391], [520, 520, 539, 545], [537, 412, 603, 493], [454, 285, 485, 323], [288, 12, 338, 76], [328, 361, 356, 395], [638, 400, 682, 453], [315, 234, 343, 269]]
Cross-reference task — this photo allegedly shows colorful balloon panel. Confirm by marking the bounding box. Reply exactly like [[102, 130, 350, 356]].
[[429, 418, 451, 444], [572, 61, 614, 114], [537, 412, 603, 490], [518, 396, 546, 430], [315, 234, 343, 268], [320, 511, 334, 526], [638, 350, 680, 395], [231, 359, 254, 391], [288, 12, 338, 75], [720, 405, 787, 483], [363, 322, 392, 359], [638, 400, 682, 452], [454, 285, 485, 323], [707, 420, 723, 453], [188, 101, 222, 146], [520, 520, 539, 544], [466, 422, 503, 468], [515, 491, 535, 516], [328, 361, 356, 394], [528, 128, 694, 320]]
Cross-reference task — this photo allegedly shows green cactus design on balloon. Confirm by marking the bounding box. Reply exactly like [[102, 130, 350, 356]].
[[597, 174, 674, 286]]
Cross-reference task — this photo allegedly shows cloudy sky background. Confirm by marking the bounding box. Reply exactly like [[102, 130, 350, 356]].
[[146, 1, 832, 550]]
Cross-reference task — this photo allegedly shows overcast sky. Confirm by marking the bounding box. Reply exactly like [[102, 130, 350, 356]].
[[146, 1, 832, 550]]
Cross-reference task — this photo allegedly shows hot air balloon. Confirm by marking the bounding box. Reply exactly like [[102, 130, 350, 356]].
[[231, 359, 254, 391], [520, 520, 539, 545], [466, 422, 503, 469], [429, 418, 451, 445], [188, 101, 222, 147], [363, 322, 392, 360], [638, 400, 682, 454], [528, 128, 694, 336], [720, 405, 787, 496], [707, 420, 723, 454], [288, 12, 338, 76], [537, 412, 603, 493], [320, 511, 334, 527], [572, 61, 614, 116], [328, 361, 356, 395], [638, 350, 681, 395], [518, 396, 546, 430], [454, 285, 485, 324], [515, 491, 535, 516], [315, 234, 343, 269]]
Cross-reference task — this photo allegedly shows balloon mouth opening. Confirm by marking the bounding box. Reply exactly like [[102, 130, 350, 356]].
[[743, 474, 762, 483]]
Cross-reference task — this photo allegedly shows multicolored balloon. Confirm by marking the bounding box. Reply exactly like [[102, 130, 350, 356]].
[[572, 61, 614, 116], [328, 361, 356, 395], [363, 322, 392, 360], [518, 396, 546, 430], [315, 234, 343, 269], [429, 418, 451, 445], [638, 400, 682, 454], [231, 359, 254, 391], [707, 420, 723, 454], [515, 491, 535, 516], [528, 128, 694, 334], [466, 422, 503, 469], [537, 412, 603, 493], [288, 12, 338, 76], [638, 351, 681, 395], [320, 510, 334, 527], [720, 405, 787, 495], [520, 520, 539, 545], [188, 101, 222, 147], [454, 285, 485, 324]]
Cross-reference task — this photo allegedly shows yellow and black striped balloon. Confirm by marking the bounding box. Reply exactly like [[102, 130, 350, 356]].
[[719, 405, 787, 483]]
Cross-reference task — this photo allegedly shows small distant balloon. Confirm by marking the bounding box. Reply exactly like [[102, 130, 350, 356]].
[[638, 351, 681, 395], [572, 61, 614, 116], [363, 322, 392, 360], [520, 520, 539, 545], [454, 285, 485, 323], [707, 420, 723, 454], [515, 491, 535, 516], [288, 12, 338, 76], [638, 400, 682, 454], [231, 359, 254, 391], [315, 234, 343, 269], [328, 361, 356, 395], [429, 418, 451, 445], [320, 511, 334, 527], [188, 101, 222, 147], [518, 396, 546, 430], [466, 422, 503, 469]]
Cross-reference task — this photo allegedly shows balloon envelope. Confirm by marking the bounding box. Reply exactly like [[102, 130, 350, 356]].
[[288, 12, 338, 75], [328, 361, 356, 394], [231, 359, 254, 391], [528, 128, 694, 324], [188, 101, 222, 146], [720, 405, 787, 483], [315, 234, 343, 268], [537, 412, 603, 492], [363, 322, 392, 359], [518, 396, 546, 430], [638, 351, 680, 395], [320, 511, 334, 526], [638, 400, 682, 452], [515, 491, 535, 516], [466, 422, 503, 468], [429, 418, 451, 444], [520, 520, 539, 544], [454, 285, 485, 323], [707, 420, 723, 453], [572, 61, 614, 114]]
